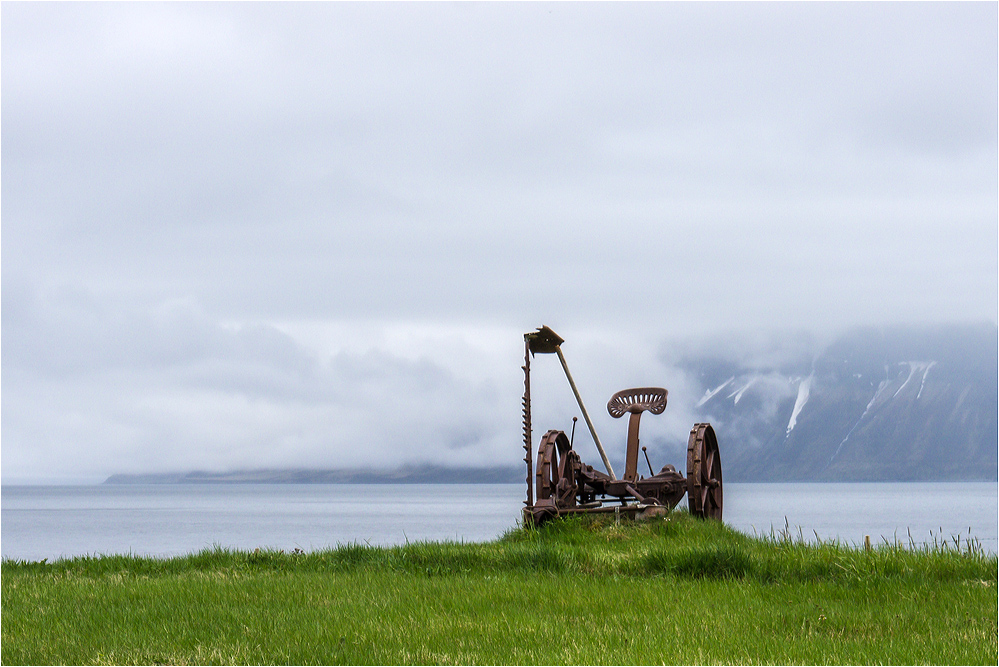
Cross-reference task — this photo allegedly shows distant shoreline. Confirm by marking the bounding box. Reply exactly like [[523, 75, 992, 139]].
[[102, 466, 525, 485], [98, 468, 999, 485]]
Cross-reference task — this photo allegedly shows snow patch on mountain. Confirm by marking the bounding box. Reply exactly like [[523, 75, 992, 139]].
[[785, 375, 813, 436], [696, 377, 734, 407], [728, 377, 758, 405], [914, 361, 936, 400], [829, 367, 893, 463], [894, 361, 936, 400]]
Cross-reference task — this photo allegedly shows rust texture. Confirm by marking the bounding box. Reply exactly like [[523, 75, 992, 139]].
[[521, 326, 724, 526], [522, 338, 533, 508]]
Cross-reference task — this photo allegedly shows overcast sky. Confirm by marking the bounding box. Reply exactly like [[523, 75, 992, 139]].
[[3, 2, 996, 483]]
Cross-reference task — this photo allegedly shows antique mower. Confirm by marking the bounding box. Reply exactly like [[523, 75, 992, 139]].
[[520, 325, 723, 525]]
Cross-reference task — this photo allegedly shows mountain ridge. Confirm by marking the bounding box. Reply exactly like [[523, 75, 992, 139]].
[[678, 323, 997, 482]]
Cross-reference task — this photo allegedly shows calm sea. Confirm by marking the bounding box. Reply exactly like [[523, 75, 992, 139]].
[[2, 482, 996, 562]]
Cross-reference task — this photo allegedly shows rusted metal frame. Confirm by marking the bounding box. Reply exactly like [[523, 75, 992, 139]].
[[576, 466, 685, 508], [636, 477, 687, 509], [522, 326, 724, 525], [538, 503, 671, 518], [623, 483, 650, 504]]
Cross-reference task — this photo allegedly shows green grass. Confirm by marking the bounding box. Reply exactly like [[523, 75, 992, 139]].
[[3, 512, 996, 665]]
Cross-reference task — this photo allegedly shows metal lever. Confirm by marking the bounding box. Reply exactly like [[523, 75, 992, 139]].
[[526, 326, 617, 480], [642, 446, 654, 477]]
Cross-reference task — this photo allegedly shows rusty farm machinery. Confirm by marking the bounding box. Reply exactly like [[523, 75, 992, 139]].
[[521, 326, 723, 525]]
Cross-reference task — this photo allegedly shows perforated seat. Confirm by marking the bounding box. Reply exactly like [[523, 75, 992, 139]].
[[607, 387, 668, 482], [607, 388, 668, 418]]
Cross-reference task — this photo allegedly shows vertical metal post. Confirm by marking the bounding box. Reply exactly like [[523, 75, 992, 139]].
[[554, 346, 617, 480], [624, 412, 642, 482], [522, 338, 533, 507]]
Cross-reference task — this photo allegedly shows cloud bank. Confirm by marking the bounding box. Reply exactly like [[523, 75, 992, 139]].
[[3, 3, 995, 481]]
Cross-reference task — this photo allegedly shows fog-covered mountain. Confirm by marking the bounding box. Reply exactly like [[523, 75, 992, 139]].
[[103, 324, 996, 486], [677, 324, 997, 482]]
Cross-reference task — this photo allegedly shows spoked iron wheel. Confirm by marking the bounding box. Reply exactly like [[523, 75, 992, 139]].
[[686, 423, 723, 520], [535, 429, 573, 504]]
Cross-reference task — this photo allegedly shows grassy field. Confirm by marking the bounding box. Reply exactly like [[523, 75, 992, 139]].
[[3, 512, 996, 665]]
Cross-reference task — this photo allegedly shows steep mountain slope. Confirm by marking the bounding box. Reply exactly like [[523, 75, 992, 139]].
[[678, 324, 997, 481]]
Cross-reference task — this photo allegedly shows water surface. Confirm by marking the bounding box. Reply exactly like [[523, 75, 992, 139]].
[[2, 482, 995, 562]]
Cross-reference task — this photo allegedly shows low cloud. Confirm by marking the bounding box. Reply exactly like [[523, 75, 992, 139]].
[[3, 284, 732, 482], [2, 284, 516, 480], [2, 3, 995, 481]]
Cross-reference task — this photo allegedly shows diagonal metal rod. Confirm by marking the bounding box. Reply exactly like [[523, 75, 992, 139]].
[[554, 346, 617, 480]]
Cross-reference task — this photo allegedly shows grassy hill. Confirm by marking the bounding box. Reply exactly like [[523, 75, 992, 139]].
[[3, 512, 996, 664]]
